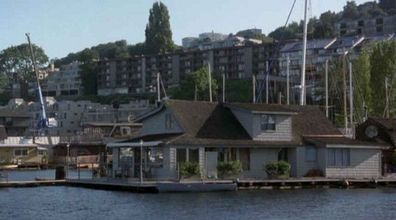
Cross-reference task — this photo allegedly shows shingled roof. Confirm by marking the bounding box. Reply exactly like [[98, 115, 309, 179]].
[[226, 103, 342, 142], [132, 100, 345, 146]]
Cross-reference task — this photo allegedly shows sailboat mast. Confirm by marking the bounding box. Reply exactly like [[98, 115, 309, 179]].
[[26, 33, 47, 129], [300, 0, 308, 106]]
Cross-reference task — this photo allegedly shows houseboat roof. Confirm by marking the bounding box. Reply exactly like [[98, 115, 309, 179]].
[[129, 100, 345, 146]]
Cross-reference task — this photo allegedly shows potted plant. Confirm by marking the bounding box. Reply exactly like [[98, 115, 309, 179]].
[[264, 160, 291, 179], [180, 161, 200, 179], [217, 160, 242, 179]]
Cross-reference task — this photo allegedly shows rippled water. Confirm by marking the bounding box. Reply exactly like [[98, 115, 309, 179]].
[[1, 170, 396, 219]]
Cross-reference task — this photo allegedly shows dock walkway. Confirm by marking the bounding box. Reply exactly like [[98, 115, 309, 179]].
[[2, 178, 396, 192]]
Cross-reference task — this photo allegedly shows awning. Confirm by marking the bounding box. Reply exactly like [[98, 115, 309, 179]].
[[107, 141, 163, 148]]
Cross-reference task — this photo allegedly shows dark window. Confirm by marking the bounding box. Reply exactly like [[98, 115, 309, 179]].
[[261, 115, 276, 131], [239, 148, 250, 171], [376, 26, 383, 33], [188, 149, 199, 163], [176, 148, 186, 165], [327, 149, 350, 167], [358, 20, 364, 27]]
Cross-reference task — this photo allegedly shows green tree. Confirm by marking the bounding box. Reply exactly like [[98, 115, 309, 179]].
[[342, 1, 360, 20], [353, 49, 371, 123], [312, 11, 338, 39], [369, 41, 396, 117], [169, 67, 218, 101], [145, 2, 175, 54], [78, 49, 99, 96], [0, 43, 48, 98]]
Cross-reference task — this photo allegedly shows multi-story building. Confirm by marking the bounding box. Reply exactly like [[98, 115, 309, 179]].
[[1, 98, 152, 137], [96, 43, 276, 96], [335, 15, 396, 37], [41, 61, 83, 97], [182, 31, 262, 51]]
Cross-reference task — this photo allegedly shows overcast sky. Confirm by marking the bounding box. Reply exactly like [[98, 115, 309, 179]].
[[0, 0, 370, 59]]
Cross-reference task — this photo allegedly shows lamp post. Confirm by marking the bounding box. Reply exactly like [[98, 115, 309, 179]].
[[66, 143, 70, 179], [139, 139, 143, 184]]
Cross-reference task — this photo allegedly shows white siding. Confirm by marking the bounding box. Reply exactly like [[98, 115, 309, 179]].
[[230, 108, 292, 141], [140, 108, 183, 136], [325, 148, 381, 178], [252, 115, 292, 141]]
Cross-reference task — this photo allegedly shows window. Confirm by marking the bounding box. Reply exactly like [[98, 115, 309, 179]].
[[327, 148, 350, 167], [148, 148, 163, 168], [14, 149, 28, 156], [176, 148, 186, 165], [239, 148, 250, 171], [260, 115, 276, 131], [305, 146, 317, 162], [165, 113, 174, 129], [189, 148, 199, 163]]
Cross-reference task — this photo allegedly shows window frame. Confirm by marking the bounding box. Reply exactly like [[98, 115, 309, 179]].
[[327, 148, 350, 167], [260, 114, 276, 131]]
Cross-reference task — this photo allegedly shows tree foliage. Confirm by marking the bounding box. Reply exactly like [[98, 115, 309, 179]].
[[169, 67, 218, 101], [145, 2, 175, 54], [353, 49, 371, 123], [0, 43, 48, 98], [369, 41, 396, 117]]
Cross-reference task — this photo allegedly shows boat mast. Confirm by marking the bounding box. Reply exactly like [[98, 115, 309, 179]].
[[300, 0, 308, 106], [26, 33, 48, 130]]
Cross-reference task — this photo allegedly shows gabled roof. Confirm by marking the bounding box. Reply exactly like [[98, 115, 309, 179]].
[[368, 117, 396, 130], [226, 103, 342, 142], [132, 100, 343, 146], [280, 38, 336, 53]]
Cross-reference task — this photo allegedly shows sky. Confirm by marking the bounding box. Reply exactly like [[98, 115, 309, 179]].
[[0, 0, 370, 59]]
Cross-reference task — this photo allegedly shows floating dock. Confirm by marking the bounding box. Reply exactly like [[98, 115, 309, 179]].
[[1, 178, 396, 192]]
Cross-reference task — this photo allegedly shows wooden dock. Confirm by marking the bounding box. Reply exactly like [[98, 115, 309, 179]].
[[0, 180, 66, 188], [1, 178, 396, 192], [237, 178, 396, 190]]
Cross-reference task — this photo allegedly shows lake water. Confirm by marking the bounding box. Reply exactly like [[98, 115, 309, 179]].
[[1, 171, 396, 219]]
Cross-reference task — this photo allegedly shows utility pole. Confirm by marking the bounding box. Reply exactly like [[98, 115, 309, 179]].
[[300, 0, 308, 106], [157, 72, 160, 102], [385, 77, 390, 118], [349, 61, 354, 133], [343, 57, 348, 134], [208, 62, 213, 102], [266, 61, 269, 104], [325, 60, 329, 118], [286, 56, 290, 105], [252, 74, 256, 103], [222, 73, 225, 103]]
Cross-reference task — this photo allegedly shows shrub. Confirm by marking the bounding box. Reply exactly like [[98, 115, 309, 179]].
[[180, 162, 200, 177], [217, 160, 243, 178], [264, 161, 291, 178]]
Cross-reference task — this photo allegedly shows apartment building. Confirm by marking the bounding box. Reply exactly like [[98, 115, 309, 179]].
[[335, 15, 396, 37], [1, 98, 152, 137], [41, 61, 82, 97], [96, 43, 276, 96]]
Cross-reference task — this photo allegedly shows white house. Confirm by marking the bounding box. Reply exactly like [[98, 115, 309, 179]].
[[108, 100, 388, 180]]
